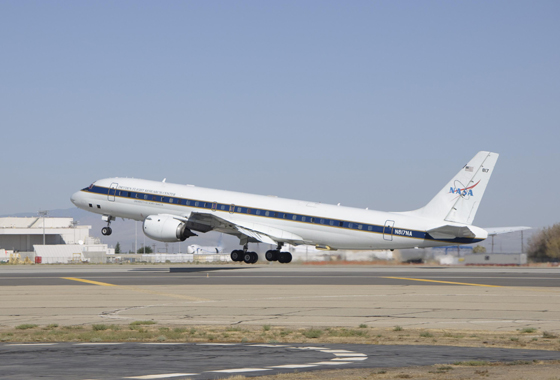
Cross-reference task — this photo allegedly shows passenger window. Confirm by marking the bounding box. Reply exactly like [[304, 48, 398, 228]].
[[195, 202, 199, 207], [368, 226, 373, 231], [237, 207, 242, 212], [265, 211, 269, 216], [256, 210, 261, 215], [330, 220, 334, 226], [292, 215, 297, 220], [302, 216, 306, 222]]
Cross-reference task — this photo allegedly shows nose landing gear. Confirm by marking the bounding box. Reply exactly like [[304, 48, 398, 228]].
[[101, 215, 115, 236]]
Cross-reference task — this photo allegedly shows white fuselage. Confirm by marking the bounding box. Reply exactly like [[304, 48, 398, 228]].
[[71, 177, 487, 250]]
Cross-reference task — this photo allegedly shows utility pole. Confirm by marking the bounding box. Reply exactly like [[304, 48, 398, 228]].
[[38, 210, 48, 245], [70, 220, 78, 244]]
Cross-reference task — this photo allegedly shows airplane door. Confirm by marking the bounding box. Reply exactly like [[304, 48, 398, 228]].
[[108, 182, 118, 202], [383, 220, 395, 241]]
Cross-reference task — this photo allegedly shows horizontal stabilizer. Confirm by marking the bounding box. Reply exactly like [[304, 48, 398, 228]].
[[427, 225, 477, 240], [484, 226, 531, 236]]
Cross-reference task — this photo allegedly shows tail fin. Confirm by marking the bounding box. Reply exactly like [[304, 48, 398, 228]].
[[409, 151, 499, 224]]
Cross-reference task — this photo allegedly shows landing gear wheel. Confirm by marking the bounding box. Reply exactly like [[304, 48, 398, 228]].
[[101, 227, 112, 236], [231, 250, 243, 262], [250, 252, 258, 264], [243, 252, 254, 264], [265, 250, 279, 261], [278, 251, 292, 264]]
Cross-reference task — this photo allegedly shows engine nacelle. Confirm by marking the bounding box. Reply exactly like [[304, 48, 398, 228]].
[[143, 215, 196, 242]]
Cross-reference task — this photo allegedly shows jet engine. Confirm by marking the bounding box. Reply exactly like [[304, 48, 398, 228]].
[[143, 215, 197, 242]]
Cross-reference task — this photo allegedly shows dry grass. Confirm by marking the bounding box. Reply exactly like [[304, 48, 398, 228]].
[[1, 324, 559, 351], [222, 361, 560, 380]]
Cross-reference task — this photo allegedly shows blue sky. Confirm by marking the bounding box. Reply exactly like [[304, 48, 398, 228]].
[[1, 1, 559, 230]]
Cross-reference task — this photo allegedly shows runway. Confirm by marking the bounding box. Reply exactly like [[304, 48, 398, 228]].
[[1, 265, 559, 331], [2, 342, 559, 380], [1, 264, 559, 287]]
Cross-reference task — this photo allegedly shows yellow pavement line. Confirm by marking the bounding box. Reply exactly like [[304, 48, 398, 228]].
[[61, 277, 117, 286], [382, 276, 503, 288], [61, 277, 209, 302]]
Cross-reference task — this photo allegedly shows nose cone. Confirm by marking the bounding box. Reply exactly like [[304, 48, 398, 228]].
[[71, 191, 82, 207]]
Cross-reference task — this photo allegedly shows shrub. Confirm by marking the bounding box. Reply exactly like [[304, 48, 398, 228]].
[[394, 326, 403, 331], [302, 328, 323, 339], [528, 224, 560, 262], [92, 324, 109, 331], [15, 324, 38, 330], [129, 321, 156, 326]]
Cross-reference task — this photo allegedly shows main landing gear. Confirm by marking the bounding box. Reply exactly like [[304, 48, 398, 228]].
[[101, 215, 115, 236], [230, 244, 258, 264], [265, 249, 292, 264], [265, 243, 292, 264]]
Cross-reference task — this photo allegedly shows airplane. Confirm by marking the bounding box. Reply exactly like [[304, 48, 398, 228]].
[[186, 234, 224, 255], [70, 151, 525, 264]]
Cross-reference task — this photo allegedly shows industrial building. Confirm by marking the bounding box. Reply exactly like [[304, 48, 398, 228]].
[[0, 217, 113, 263]]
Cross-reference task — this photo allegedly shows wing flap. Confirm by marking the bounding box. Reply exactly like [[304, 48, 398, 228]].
[[186, 211, 305, 245]]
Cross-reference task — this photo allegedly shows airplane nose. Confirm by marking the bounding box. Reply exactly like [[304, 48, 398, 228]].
[[70, 191, 81, 206]]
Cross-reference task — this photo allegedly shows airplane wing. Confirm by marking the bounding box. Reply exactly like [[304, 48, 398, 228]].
[[174, 212, 306, 246], [426, 225, 477, 240], [483, 226, 531, 236]]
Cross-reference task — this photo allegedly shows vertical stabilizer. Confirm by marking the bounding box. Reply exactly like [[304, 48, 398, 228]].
[[410, 151, 499, 224]]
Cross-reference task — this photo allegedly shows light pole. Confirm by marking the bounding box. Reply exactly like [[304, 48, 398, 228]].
[[70, 220, 78, 244], [38, 210, 48, 245]]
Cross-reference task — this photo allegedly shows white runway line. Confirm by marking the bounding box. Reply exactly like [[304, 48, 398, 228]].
[[6, 343, 57, 346], [74, 343, 123, 346], [210, 368, 271, 373], [125, 374, 199, 379], [332, 357, 368, 361], [268, 364, 319, 369], [333, 353, 367, 357], [310, 361, 351, 365]]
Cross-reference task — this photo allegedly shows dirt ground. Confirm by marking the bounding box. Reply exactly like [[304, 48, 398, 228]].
[[225, 361, 560, 380]]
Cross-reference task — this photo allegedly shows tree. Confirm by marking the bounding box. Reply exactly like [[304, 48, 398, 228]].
[[472, 245, 486, 253], [528, 223, 560, 262], [137, 246, 153, 254], [115, 242, 121, 254]]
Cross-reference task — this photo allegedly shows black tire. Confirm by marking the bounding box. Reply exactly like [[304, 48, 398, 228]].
[[102, 227, 112, 236], [265, 250, 276, 261], [284, 252, 292, 264], [243, 252, 253, 264], [230, 250, 241, 262], [278, 251, 292, 264], [251, 252, 258, 264]]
